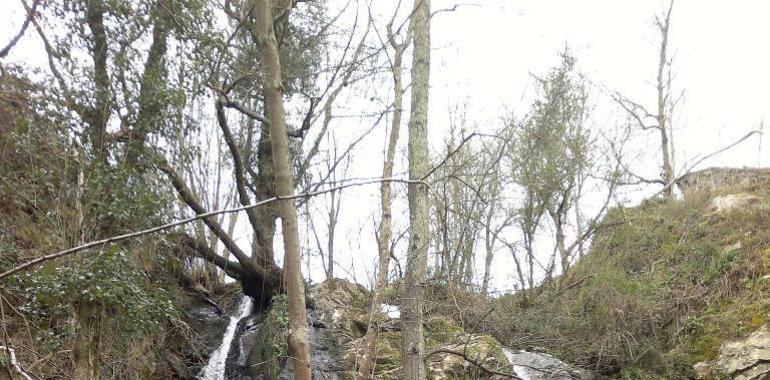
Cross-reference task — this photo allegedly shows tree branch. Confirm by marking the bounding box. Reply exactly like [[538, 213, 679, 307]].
[[0, 177, 429, 280], [0, 0, 40, 58], [172, 233, 245, 280]]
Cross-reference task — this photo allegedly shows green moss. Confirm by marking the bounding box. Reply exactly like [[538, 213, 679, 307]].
[[373, 332, 403, 374], [426, 316, 465, 346], [249, 295, 289, 380]]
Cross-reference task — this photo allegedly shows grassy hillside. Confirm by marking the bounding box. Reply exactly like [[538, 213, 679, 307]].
[[494, 176, 770, 379]]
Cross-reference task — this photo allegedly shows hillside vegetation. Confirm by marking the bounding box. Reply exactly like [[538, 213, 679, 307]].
[[493, 172, 770, 378]]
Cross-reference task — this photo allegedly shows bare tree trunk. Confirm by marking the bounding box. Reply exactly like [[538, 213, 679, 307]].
[[657, 3, 674, 196], [401, 0, 430, 378], [355, 19, 409, 379], [251, 1, 311, 378], [481, 208, 495, 295], [327, 191, 335, 280], [550, 209, 569, 274]]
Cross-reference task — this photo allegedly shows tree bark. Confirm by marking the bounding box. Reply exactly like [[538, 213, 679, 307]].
[[126, 2, 170, 166], [72, 302, 101, 380], [84, 0, 111, 162], [401, 0, 431, 378], [656, 1, 675, 196], [252, 1, 312, 379], [355, 21, 408, 379]]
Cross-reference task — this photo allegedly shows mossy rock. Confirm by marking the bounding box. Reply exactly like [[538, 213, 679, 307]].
[[425, 315, 465, 347], [311, 279, 370, 346], [341, 331, 403, 379], [426, 333, 510, 380]]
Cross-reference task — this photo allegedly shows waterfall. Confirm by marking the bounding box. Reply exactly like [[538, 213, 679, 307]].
[[199, 295, 253, 380]]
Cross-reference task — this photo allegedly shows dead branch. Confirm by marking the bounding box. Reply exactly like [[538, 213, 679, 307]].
[[0, 346, 35, 380]]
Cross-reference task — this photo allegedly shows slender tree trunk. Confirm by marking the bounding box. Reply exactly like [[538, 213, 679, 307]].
[[327, 189, 336, 281], [401, 0, 430, 378], [481, 218, 495, 295], [657, 1, 674, 196], [550, 210, 569, 273], [524, 233, 535, 289], [356, 27, 407, 379], [507, 243, 527, 291], [252, 1, 311, 379]]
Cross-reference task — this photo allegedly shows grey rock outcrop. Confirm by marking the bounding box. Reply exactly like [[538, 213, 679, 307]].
[[715, 324, 770, 380]]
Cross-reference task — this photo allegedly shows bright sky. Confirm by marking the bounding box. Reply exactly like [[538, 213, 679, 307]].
[[1, 1, 767, 293]]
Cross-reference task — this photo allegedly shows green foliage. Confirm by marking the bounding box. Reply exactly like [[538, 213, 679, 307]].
[[0, 223, 21, 272], [511, 48, 590, 213], [17, 246, 177, 336], [249, 294, 290, 379], [497, 187, 770, 378]]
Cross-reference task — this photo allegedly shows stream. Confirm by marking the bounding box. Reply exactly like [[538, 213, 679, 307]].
[[198, 295, 253, 380]]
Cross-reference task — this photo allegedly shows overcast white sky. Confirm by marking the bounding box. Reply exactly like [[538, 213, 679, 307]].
[[1, 1, 767, 293]]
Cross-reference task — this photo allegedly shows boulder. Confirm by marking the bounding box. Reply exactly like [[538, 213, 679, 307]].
[[504, 349, 590, 380], [426, 334, 510, 380], [715, 324, 770, 380], [710, 193, 762, 213], [309, 279, 370, 347]]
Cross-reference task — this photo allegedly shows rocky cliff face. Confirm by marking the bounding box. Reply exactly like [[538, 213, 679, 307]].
[[677, 167, 770, 195]]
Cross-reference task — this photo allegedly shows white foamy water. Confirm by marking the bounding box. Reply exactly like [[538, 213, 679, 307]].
[[199, 295, 253, 380], [504, 349, 531, 380]]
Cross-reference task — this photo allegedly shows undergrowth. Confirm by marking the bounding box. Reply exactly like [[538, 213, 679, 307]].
[[490, 186, 770, 378]]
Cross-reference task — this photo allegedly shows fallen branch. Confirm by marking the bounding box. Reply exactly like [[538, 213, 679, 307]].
[[0, 346, 35, 380], [0, 177, 428, 280]]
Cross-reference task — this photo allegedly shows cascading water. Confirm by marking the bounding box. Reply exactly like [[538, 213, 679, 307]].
[[199, 295, 253, 380]]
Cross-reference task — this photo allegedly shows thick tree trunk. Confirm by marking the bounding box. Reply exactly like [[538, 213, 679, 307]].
[[401, 0, 431, 379], [72, 302, 101, 380], [84, 1, 110, 162], [355, 28, 407, 379], [126, 4, 170, 166], [252, 1, 311, 379]]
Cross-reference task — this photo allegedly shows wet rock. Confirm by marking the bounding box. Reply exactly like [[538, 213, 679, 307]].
[[169, 289, 231, 377], [716, 324, 770, 380], [226, 313, 264, 380], [277, 318, 341, 380], [504, 349, 590, 380]]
